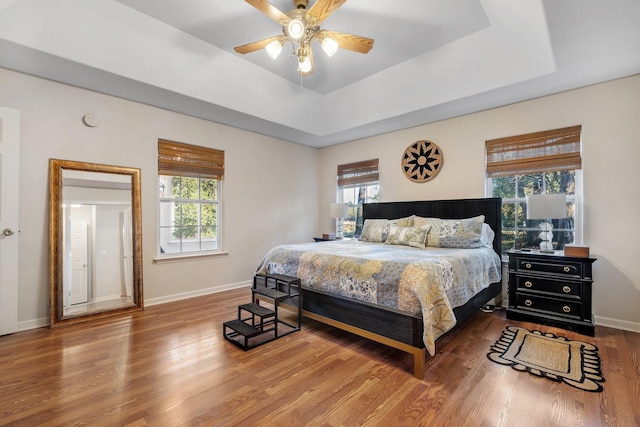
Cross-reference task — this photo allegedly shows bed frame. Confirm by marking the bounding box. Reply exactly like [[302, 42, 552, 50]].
[[299, 197, 503, 379]]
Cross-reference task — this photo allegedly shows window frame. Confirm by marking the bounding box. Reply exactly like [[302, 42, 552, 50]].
[[155, 140, 226, 262], [486, 171, 582, 256], [337, 182, 380, 238], [157, 175, 223, 259], [485, 126, 583, 256], [336, 159, 380, 238]]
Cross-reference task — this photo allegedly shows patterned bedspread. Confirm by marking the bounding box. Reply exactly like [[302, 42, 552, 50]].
[[256, 239, 502, 355]]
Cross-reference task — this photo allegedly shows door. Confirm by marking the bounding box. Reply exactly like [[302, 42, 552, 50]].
[[121, 207, 133, 297], [69, 220, 89, 305], [0, 107, 20, 335]]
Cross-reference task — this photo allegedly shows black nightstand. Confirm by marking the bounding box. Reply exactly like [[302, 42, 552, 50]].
[[506, 250, 596, 336]]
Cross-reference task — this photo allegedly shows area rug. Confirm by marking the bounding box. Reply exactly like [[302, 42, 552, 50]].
[[487, 326, 604, 392]]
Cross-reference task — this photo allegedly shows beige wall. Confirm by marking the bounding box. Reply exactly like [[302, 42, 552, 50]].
[[0, 67, 320, 327], [4, 66, 639, 332], [319, 74, 640, 331]]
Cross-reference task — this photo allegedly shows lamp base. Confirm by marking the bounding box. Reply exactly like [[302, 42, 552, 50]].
[[538, 222, 555, 253], [336, 218, 344, 239]]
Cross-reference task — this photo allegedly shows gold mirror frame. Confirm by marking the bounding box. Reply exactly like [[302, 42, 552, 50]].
[[48, 159, 143, 327]]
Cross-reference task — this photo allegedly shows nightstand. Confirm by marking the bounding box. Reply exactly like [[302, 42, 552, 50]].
[[313, 237, 336, 242], [506, 250, 596, 336]]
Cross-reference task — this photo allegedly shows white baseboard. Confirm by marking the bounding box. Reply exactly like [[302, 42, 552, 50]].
[[94, 294, 125, 303], [16, 280, 252, 332], [16, 281, 639, 335], [144, 280, 251, 307], [18, 317, 49, 332], [594, 315, 640, 333]]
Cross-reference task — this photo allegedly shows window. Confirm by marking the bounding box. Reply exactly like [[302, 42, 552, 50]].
[[158, 140, 224, 256], [337, 159, 379, 238], [486, 126, 582, 254]]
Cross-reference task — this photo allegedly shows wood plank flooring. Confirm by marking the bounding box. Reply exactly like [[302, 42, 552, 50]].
[[1, 287, 638, 426]]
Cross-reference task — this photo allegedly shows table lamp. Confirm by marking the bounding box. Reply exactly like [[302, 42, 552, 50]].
[[330, 202, 349, 239], [526, 193, 566, 253]]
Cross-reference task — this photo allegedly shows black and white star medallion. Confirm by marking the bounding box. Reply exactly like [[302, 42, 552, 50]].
[[401, 140, 443, 183]]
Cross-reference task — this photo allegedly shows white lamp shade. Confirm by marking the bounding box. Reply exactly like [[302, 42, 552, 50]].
[[299, 56, 312, 73], [320, 37, 339, 57], [526, 193, 566, 219], [265, 40, 283, 59], [330, 202, 349, 218]]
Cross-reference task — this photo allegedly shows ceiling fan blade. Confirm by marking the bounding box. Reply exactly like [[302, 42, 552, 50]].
[[306, 0, 347, 24], [245, 0, 290, 25], [319, 30, 374, 54], [234, 35, 286, 54]]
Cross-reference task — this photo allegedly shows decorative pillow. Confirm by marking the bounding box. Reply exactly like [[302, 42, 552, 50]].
[[384, 224, 431, 249], [394, 215, 414, 227], [413, 215, 485, 248], [359, 219, 392, 243], [358, 216, 415, 242]]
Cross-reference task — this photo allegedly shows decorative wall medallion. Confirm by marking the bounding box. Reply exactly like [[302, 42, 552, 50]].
[[401, 140, 443, 182]]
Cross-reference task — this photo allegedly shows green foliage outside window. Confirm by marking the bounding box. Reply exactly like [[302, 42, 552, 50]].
[[340, 184, 380, 238], [171, 177, 218, 240], [492, 171, 575, 253]]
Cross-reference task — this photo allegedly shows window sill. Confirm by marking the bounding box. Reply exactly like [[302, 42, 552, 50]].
[[153, 251, 229, 264]]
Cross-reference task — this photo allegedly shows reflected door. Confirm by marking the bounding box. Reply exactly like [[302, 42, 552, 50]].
[[121, 208, 133, 297], [70, 220, 89, 305]]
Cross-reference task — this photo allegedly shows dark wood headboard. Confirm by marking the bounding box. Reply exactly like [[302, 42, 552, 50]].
[[362, 198, 502, 256]]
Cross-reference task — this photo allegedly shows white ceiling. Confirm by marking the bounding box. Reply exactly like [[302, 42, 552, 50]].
[[1, 0, 639, 148], [113, 0, 492, 95]]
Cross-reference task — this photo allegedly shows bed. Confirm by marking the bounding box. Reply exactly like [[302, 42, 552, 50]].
[[256, 198, 503, 379]]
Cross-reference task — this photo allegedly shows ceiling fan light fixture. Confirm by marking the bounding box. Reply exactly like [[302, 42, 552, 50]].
[[298, 56, 313, 74], [265, 39, 283, 59], [287, 19, 305, 39], [320, 37, 338, 57], [235, 0, 374, 78]]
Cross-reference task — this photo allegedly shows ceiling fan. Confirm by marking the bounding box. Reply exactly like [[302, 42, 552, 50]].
[[234, 0, 374, 77]]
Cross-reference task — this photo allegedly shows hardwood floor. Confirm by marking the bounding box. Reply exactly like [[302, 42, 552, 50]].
[[1, 288, 638, 426]]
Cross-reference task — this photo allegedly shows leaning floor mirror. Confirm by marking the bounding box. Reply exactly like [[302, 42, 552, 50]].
[[49, 159, 143, 327]]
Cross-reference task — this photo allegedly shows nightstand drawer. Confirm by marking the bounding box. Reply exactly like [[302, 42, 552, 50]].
[[517, 258, 582, 277], [515, 294, 582, 319], [515, 276, 582, 298]]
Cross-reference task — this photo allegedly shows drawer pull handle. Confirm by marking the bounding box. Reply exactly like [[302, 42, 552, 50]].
[[524, 281, 533, 288], [525, 263, 532, 269], [562, 286, 571, 293], [563, 305, 571, 313], [524, 299, 532, 307], [563, 266, 571, 273]]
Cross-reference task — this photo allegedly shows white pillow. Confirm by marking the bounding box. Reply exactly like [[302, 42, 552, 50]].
[[481, 223, 495, 248]]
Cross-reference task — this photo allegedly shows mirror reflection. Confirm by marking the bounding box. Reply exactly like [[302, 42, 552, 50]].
[[49, 159, 143, 327], [62, 170, 134, 316]]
